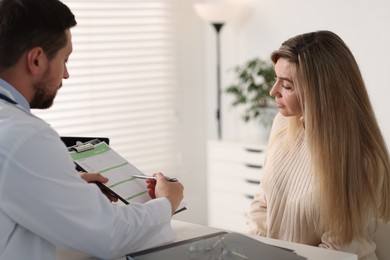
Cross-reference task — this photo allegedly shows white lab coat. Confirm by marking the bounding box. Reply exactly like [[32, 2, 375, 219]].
[[0, 85, 176, 260]]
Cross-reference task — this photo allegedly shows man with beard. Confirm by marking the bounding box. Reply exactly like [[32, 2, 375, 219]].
[[0, 0, 184, 259]]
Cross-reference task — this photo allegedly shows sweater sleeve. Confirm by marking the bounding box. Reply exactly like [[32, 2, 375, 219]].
[[319, 222, 377, 260], [247, 182, 268, 236], [246, 113, 286, 236], [319, 235, 377, 260]]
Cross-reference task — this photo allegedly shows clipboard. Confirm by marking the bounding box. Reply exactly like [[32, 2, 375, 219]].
[[66, 138, 186, 213], [127, 231, 306, 260], [62, 137, 123, 203], [61, 136, 110, 147]]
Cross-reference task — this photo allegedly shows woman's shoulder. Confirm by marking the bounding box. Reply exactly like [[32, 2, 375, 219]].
[[268, 113, 304, 144], [272, 112, 288, 130], [267, 113, 287, 142]]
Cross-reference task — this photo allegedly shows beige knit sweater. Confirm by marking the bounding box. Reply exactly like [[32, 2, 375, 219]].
[[247, 113, 377, 260]]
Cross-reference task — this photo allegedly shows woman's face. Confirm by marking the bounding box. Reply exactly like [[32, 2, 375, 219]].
[[270, 58, 302, 117]]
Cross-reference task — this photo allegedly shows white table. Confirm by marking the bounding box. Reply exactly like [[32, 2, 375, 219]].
[[57, 220, 357, 260]]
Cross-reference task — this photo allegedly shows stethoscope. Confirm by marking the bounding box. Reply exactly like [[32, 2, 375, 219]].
[[0, 92, 32, 115], [0, 93, 18, 105]]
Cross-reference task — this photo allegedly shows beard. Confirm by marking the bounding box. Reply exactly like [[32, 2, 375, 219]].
[[29, 81, 58, 109], [29, 66, 60, 109]]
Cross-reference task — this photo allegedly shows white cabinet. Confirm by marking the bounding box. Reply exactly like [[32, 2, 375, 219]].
[[207, 140, 266, 233]]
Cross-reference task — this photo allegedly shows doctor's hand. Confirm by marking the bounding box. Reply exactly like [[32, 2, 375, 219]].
[[79, 172, 118, 202], [146, 172, 184, 215], [79, 172, 108, 183]]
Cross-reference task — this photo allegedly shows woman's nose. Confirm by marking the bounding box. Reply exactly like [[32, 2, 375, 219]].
[[270, 81, 280, 97]]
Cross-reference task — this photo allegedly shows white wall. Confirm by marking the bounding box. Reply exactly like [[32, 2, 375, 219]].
[[171, 0, 208, 224], [175, 0, 390, 225]]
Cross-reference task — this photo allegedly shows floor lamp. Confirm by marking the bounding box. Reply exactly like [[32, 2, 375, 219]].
[[194, 3, 237, 140], [211, 22, 224, 140]]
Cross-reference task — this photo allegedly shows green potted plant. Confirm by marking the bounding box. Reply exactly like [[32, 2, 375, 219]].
[[225, 57, 277, 127]]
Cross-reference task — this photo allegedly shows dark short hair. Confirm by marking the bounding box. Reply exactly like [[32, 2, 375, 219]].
[[0, 0, 77, 71]]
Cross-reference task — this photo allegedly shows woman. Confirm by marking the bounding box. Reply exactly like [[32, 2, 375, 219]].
[[247, 30, 390, 259]]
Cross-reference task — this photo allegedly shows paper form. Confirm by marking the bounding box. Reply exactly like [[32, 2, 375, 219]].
[[70, 142, 151, 204]]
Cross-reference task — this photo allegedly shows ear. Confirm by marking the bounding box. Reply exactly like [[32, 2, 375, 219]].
[[26, 47, 47, 76]]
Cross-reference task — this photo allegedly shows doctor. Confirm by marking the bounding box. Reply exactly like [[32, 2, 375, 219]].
[[0, 0, 184, 259]]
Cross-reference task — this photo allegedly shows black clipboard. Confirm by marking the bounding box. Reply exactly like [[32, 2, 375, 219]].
[[61, 136, 110, 147], [61, 137, 129, 204], [63, 137, 186, 214]]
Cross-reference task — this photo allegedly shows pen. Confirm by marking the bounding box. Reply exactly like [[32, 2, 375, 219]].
[[132, 174, 178, 182]]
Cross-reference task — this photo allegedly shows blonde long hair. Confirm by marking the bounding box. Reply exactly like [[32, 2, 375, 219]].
[[271, 31, 390, 245]]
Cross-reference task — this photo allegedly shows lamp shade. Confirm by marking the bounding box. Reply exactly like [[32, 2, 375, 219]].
[[194, 3, 241, 23]]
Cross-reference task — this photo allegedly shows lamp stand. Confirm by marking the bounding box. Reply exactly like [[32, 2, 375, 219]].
[[212, 23, 224, 140]]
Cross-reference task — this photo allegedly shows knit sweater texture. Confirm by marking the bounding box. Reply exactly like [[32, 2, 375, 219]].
[[247, 113, 377, 260]]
